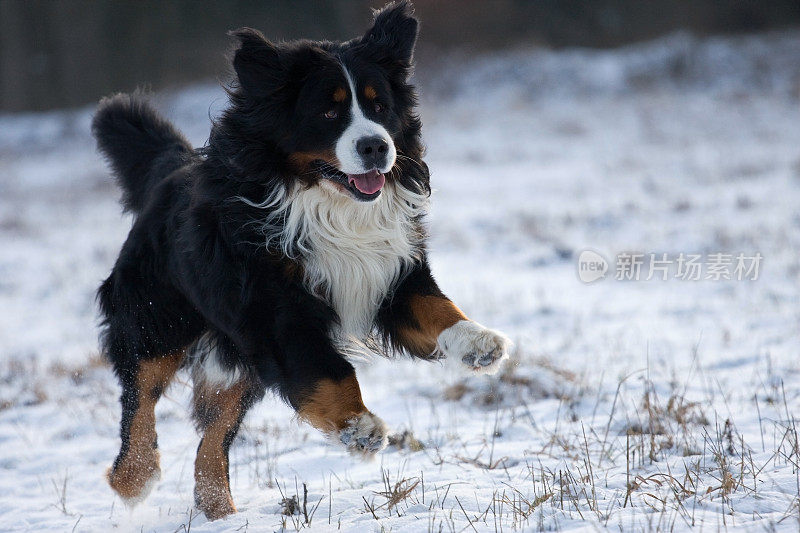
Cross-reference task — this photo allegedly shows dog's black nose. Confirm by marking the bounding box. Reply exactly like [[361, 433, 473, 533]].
[[356, 136, 388, 169]]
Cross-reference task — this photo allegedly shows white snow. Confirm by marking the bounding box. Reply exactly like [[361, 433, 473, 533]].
[[1, 30, 800, 531]]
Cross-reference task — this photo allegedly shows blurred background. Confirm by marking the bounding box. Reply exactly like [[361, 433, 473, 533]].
[[2, 0, 800, 111], [2, 2, 800, 529]]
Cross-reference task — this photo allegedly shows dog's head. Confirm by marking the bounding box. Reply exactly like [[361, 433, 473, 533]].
[[229, 1, 424, 202]]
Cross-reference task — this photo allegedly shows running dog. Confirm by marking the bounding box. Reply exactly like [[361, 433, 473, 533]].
[[92, 1, 509, 519]]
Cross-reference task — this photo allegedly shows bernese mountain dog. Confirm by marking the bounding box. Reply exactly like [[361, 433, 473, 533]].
[[92, 1, 509, 519]]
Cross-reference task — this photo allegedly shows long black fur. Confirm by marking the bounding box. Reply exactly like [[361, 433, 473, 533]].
[[96, 1, 443, 445], [92, 93, 195, 213]]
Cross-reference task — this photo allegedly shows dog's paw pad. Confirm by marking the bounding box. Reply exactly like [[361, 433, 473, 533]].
[[339, 412, 388, 457], [439, 320, 510, 375], [462, 349, 502, 368]]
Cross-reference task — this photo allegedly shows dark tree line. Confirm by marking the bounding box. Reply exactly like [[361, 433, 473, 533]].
[[1, 0, 798, 112]]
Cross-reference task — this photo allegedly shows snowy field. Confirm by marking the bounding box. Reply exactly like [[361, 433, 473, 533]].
[[1, 31, 800, 531]]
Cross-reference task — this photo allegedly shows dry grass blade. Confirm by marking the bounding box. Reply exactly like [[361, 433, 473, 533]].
[[375, 477, 420, 510]]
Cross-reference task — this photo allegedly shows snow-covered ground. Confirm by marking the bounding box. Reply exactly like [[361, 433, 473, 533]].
[[1, 31, 800, 531]]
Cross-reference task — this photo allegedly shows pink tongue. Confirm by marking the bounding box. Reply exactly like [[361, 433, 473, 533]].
[[347, 169, 385, 195]]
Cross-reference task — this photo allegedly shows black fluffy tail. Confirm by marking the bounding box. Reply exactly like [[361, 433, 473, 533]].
[[91, 93, 194, 213]]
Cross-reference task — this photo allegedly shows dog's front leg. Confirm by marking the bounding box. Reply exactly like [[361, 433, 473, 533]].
[[272, 305, 388, 456], [378, 263, 510, 373], [410, 295, 510, 374], [294, 373, 388, 456]]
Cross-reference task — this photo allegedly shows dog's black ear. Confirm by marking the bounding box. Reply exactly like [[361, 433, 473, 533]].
[[362, 1, 419, 66], [230, 28, 283, 96]]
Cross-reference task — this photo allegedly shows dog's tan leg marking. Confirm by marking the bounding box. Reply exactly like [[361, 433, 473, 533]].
[[297, 375, 367, 432], [399, 295, 468, 356], [107, 352, 184, 504], [400, 295, 510, 373], [297, 375, 389, 456], [193, 380, 248, 520]]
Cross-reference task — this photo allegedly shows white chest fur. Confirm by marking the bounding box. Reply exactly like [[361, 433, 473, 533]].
[[257, 181, 428, 340]]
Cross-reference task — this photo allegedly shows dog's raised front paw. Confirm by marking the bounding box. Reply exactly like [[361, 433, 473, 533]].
[[437, 320, 510, 375], [339, 411, 389, 457]]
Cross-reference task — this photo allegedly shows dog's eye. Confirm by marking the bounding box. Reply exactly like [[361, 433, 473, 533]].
[[323, 109, 338, 120], [374, 102, 384, 113]]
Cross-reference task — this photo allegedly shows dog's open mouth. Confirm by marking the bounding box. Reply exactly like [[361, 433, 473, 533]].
[[313, 160, 385, 201]]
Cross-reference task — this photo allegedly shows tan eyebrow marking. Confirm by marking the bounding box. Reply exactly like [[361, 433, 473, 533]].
[[364, 85, 377, 100], [333, 87, 347, 102]]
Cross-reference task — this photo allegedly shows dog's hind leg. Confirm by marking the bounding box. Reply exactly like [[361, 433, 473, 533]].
[[107, 351, 185, 504], [191, 370, 261, 520]]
